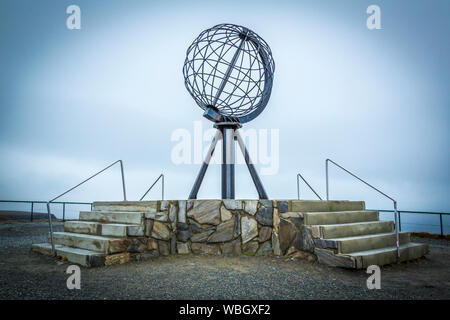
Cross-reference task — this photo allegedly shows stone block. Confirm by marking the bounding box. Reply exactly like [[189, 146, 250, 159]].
[[147, 238, 158, 251], [127, 225, 145, 237], [208, 219, 235, 243], [104, 252, 130, 266], [187, 200, 221, 225], [277, 201, 289, 213], [127, 239, 146, 253], [220, 205, 233, 221], [191, 228, 215, 242], [279, 218, 297, 255], [176, 222, 192, 242], [242, 241, 259, 255], [244, 200, 258, 215], [256, 206, 273, 226], [158, 240, 170, 256], [241, 216, 258, 244], [255, 241, 272, 256], [160, 200, 169, 211], [189, 219, 204, 233], [178, 200, 187, 223], [145, 219, 154, 237], [177, 242, 190, 254], [259, 199, 273, 208], [169, 203, 178, 223], [223, 199, 243, 210], [221, 239, 241, 256], [272, 232, 281, 256], [191, 243, 221, 255], [234, 213, 241, 238], [273, 207, 279, 232], [151, 221, 171, 240], [258, 226, 272, 242], [170, 234, 177, 254], [145, 212, 169, 222]]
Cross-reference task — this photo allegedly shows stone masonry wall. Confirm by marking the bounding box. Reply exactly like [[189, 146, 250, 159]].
[[122, 199, 317, 261]]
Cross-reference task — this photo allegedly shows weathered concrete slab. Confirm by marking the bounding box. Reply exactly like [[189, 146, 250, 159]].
[[315, 248, 356, 268], [93, 201, 159, 213], [64, 221, 100, 235], [32, 243, 105, 267], [101, 223, 128, 237], [79, 211, 144, 225], [331, 232, 410, 254], [290, 200, 365, 212], [346, 243, 429, 269], [303, 211, 378, 225], [318, 221, 394, 239], [51, 232, 129, 254]]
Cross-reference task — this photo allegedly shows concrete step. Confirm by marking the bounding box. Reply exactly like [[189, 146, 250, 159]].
[[32, 243, 106, 267], [64, 220, 144, 237], [343, 242, 429, 269], [290, 200, 365, 212], [304, 210, 379, 225], [101, 223, 144, 237], [312, 221, 394, 239], [93, 201, 158, 213], [50, 232, 129, 254], [79, 211, 144, 225], [64, 221, 100, 235], [315, 232, 410, 254]]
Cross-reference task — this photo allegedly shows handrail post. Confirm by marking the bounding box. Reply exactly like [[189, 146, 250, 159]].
[[46, 202, 56, 256], [30, 202, 34, 222], [325, 159, 329, 201], [398, 211, 402, 231], [440, 213, 443, 236], [120, 160, 127, 201], [62, 203, 66, 222], [45, 159, 127, 258], [297, 173, 322, 200], [394, 201, 400, 259], [140, 173, 165, 201], [325, 158, 400, 259]]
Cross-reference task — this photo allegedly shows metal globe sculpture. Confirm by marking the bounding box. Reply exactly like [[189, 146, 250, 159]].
[[184, 24, 275, 200], [183, 23, 275, 123]]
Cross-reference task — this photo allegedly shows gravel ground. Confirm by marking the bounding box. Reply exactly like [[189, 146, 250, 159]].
[[0, 221, 449, 300]]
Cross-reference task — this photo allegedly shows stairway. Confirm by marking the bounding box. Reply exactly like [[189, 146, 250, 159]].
[[32, 202, 155, 267], [31, 200, 430, 269], [306, 210, 429, 268]]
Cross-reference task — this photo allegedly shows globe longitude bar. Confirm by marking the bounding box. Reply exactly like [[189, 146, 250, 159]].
[[211, 32, 247, 107]]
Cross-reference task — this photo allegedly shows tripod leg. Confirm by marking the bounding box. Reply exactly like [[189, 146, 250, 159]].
[[188, 130, 222, 199], [221, 126, 236, 199], [235, 130, 269, 199]]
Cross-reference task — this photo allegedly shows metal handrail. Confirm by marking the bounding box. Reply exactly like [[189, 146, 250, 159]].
[[0, 200, 92, 222], [140, 173, 164, 201], [325, 158, 400, 258], [297, 173, 322, 200], [372, 209, 449, 236], [46, 160, 127, 256]]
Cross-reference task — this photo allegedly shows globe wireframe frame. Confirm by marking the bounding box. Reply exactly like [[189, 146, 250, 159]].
[[183, 23, 275, 123]]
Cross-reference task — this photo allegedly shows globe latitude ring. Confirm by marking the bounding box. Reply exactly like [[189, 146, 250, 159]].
[[183, 23, 275, 124]]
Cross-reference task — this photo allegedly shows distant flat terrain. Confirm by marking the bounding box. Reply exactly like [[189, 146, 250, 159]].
[[0, 210, 56, 221]]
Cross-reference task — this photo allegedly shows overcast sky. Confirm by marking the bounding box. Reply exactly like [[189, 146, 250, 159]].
[[0, 0, 449, 214]]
